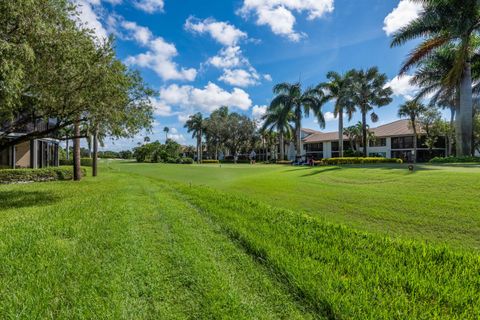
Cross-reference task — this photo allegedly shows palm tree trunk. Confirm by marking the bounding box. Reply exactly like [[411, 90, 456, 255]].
[[338, 111, 344, 158], [295, 113, 302, 159], [92, 126, 98, 177], [87, 135, 92, 158], [413, 124, 418, 163], [362, 110, 368, 157], [279, 133, 285, 161], [458, 62, 473, 156], [73, 118, 82, 181], [448, 106, 455, 157]]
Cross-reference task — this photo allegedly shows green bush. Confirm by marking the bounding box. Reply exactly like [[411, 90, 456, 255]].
[[165, 157, 178, 164], [202, 160, 220, 164], [59, 158, 93, 166], [319, 157, 403, 165], [275, 160, 293, 165], [181, 157, 194, 164], [430, 156, 480, 163], [0, 167, 86, 184], [220, 160, 251, 164]]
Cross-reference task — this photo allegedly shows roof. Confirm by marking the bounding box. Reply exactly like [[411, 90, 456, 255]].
[[302, 119, 420, 144]]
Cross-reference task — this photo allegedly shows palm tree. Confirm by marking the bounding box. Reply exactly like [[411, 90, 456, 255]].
[[317, 71, 356, 157], [391, 0, 480, 156], [163, 127, 169, 142], [144, 136, 151, 144], [261, 105, 294, 161], [398, 101, 427, 163], [184, 113, 204, 164], [270, 83, 324, 159], [349, 68, 393, 156]]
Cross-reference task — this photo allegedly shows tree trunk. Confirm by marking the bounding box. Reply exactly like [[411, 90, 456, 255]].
[[413, 124, 417, 163], [338, 111, 344, 158], [295, 110, 302, 159], [448, 106, 455, 157], [66, 138, 70, 160], [458, 63, 473, 156], [279, 133, 285, 161], [87, 135, 92, 158], [73, 119, 82, 181], [362, 110, 368, 157], [92, 126, 98, 177]]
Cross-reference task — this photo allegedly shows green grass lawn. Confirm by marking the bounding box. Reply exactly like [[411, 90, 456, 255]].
[[1, 161, 479, 318]]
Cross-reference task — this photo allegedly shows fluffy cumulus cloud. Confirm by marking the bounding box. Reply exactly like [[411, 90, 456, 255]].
[[238, 0, 334, 41], [185, 17, 248, 46], [165, 127, 187, 144], [207, 46, 247, 69], [385, 75, 419, 100], [107, 17, 196, 81], [252, 105, 267, 120], [134, 0, 164, 13], [160, 82, 252, 113], [323, 112, 336, 122], [383, 0, 423, 36], [75, 0, 108, 40], [219, 68, 261, 87]]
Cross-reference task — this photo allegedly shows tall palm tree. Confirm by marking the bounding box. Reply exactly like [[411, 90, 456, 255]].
[[317, 71, 356, 157], [398, 101, 427, 163], [391, 0, 480, 156], [349, 67, 393, 156], [163, 127, 169, 142], [270, 83, 325, 159], [184, 113, 204, 163], [261, 104, 294, 161]]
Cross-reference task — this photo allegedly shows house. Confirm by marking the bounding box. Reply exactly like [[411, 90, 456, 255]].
[[0, 120, 60, 169], [301, 119, 446, 162]]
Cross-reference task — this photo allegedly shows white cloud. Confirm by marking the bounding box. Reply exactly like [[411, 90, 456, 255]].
[[134, 0, 164, 13], [383, 0, 423, 36], [219, 68, 260, 87], [263, 74, 272, 81], [151, 98, 174, 116], [185, 17, 247, 46], [75, 0, 108, 40], [252, 105, 267, 120], [160, 82, 253, 113], [208, 46, 247, 69], [116, 19, 196, 81], [324, 112, 336, 122], [386, 75, 418, 100], [238, 0, 334, 41]]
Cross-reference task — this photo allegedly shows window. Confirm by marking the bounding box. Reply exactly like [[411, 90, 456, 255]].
[[305, 143, 323, 152], [369, 152, 386, 158], [0, 147, 10, 168], [391, 136, 414, 149], [369, 138, 386, 147], [331, 141, 339, 152]]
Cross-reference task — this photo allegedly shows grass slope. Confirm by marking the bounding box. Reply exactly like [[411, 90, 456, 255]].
[[1, 162, 479, 318], [115, 162, 480, 251]]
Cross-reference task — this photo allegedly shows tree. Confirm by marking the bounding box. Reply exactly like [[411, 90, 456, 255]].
[[349, 67, 393, 156], [163, 127, 169, 142], [270, 83, 324, 159], [144, 136, 151, 144], [204, 107, 229, 160], [317, 71, 356, 157], [343, 122, 374, 154], [398, 101, 427, 163], [391, 0, 480, 156], [261, 105, 294, 161], [419, 107, 442, 155], [224, 112, 257, 157], [184, 113, 204, 163]]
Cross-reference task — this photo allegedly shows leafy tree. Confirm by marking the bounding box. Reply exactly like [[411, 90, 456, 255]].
[[343, 122, 374, 154], [204, 107, 229, 159], [184, 113, 204, 163], [391, 0, 480, 156], [348, 67, 393, 156], [163, 127, 169, 142], [419, 107, 442, 154], [317, 71, 356, 157], [261, 105, 294, 161], [224, 112, 257, 157], [270, 83, 325, 158], [398, 101, 427, 163]]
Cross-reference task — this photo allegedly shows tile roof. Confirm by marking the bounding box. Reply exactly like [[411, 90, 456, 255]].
[[302, 119, 419, 143]]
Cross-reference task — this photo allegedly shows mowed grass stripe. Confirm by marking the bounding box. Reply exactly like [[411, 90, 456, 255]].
[[0, 172, 314, 319], [170, 182, 480, 319]]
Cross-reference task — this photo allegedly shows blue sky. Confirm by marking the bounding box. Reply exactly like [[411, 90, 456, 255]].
[[76, 0, 426, 150]]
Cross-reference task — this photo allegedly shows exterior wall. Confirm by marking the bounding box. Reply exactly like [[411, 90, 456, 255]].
[[15, 141, 31, 168], [323, 142, 332, 159]]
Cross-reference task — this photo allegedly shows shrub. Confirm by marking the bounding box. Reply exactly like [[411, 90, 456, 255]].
[[59, 158, 93, 166], [0, 167, 86, 184], [220, 160, 251, 164], [275, 160, 293, 165], [181, 157, 194, 164], [319, 157, 403, 165], [430, 156, 480, 163], [166, 157, 178, 164], [202, 160, 220, 164]]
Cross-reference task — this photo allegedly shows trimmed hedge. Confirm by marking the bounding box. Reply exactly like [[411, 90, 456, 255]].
[[59, 158, 93, 166], [181, 157, 194, 164], [201, 160, 220, 164], [430, 156, 480, 163], [276, 160, 293, 165], [0, 167, 86, 184], [318, 157, 403, 165]]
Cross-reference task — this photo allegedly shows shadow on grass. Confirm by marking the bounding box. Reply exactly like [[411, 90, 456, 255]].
[[301, 167, 342, 177], [0, 191, 60, 210]]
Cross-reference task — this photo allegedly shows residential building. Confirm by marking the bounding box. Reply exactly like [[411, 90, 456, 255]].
[[301, 119, 446, 162]]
